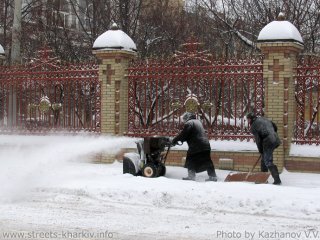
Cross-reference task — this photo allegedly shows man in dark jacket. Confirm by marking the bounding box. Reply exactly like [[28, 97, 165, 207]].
[[172, 112, 217, 181], [246, 112, 282, 185]]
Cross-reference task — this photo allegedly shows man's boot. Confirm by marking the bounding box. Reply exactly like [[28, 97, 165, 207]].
[[205, 166, 217, 182], [183, 170, 196, 181], [268, 165, 281, 185]]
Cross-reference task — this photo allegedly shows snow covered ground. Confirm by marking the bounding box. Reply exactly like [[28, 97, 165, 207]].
[[0, 135, 320, 240]]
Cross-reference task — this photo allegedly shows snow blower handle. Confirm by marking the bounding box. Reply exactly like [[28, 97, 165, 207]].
[[163, 144, 171, 165], [163, 138, 182, 164], [163, 138, 184, 164]]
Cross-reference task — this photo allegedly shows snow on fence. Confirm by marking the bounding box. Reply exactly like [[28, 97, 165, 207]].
[[0, 48, 101, 133], [127, 40, 264, 141]]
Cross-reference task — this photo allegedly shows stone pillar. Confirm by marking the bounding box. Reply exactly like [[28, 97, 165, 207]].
[[93, 50, 136, 135], [257, 42, 303, 170]]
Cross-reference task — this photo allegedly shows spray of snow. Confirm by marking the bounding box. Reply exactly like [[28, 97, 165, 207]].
[[0, 135, 136, 202]]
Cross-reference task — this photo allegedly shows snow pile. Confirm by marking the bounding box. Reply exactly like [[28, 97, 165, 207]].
[[172, 139, 257, 152], [290, 143, 320, 158]]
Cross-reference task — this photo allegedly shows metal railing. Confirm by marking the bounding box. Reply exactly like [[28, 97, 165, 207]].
[[127, 40, 264, 140], [294, 55, 320, 145], [0, 48, 100, 134]]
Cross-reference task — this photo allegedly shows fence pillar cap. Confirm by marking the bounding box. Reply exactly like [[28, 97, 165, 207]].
[[257, 14, 303, 46], [92, 23, 137, 53]]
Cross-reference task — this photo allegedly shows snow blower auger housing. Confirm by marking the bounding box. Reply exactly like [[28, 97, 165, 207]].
[[123, 136, 172, 178]]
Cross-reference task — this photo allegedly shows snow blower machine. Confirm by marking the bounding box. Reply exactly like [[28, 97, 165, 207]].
[[123, 136, 172, 178]]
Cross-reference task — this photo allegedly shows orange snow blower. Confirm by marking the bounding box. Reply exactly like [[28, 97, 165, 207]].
[[224, 155, 270, 184]]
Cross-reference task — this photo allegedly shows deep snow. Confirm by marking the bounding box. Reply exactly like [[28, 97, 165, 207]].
[[0, 135, 320, 240]]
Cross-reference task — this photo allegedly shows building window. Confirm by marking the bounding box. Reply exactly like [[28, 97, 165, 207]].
[[47, 0, 71, 29]]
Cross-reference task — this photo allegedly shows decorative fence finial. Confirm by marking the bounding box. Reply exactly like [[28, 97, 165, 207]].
[[111, 22, 119, 30], [277, 12, 285, 21]]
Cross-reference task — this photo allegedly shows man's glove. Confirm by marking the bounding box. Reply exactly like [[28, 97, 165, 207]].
[[171, 138, 177, 146]]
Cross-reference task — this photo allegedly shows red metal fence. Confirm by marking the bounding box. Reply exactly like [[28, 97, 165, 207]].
[[295, 55, 320, 145], [0, 49, 100, 133], [127, 41, 264, 140]]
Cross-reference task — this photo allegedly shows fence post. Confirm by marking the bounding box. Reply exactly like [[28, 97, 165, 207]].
[[257, 15, 304, 171], [92, 24, 136, 136]]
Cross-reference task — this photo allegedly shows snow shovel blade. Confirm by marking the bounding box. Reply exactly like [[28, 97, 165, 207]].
[[224, 172, 270, 184]]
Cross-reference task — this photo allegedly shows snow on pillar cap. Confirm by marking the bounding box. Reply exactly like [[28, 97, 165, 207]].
[[0, 44, 4, 56], [92, 23, 137, 52], [257, 13, 303, 45]]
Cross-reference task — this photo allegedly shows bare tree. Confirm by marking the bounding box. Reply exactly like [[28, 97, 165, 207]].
[[2, 0, 320, 62], [197, 0, 320, 56]]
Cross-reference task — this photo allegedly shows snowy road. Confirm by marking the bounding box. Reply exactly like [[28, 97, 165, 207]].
[[0, 135, 320, 240], [1, 162, 320, 240]]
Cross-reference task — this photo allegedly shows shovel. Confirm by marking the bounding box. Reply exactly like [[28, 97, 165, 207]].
[[224, 155, 270, 184]]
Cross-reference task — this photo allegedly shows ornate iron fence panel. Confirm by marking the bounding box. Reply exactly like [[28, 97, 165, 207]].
[[127, 41, 264, 140], [0, 49, 100, 133], [295, 55, 320, 145]]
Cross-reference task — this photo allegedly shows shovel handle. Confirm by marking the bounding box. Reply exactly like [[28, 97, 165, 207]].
[[245, 155, 262, 180], [250, 155, 262, 173]]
